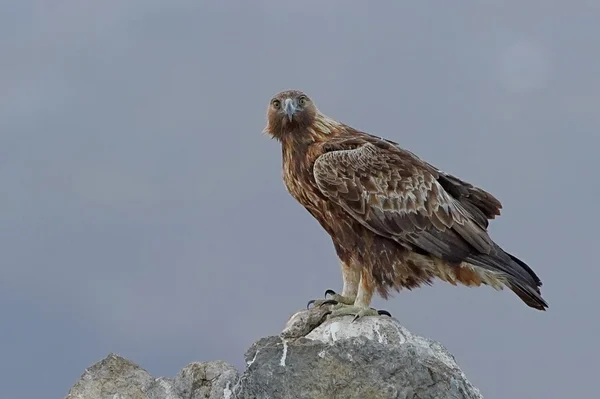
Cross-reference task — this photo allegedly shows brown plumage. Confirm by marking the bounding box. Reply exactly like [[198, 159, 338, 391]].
[[264, 89, 548, 316]]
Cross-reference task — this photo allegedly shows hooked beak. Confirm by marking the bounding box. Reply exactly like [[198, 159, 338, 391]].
[[283, 98, 297, 121]]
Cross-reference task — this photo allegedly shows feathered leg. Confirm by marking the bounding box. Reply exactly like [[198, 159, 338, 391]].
[[326, 268, 391, 321], [307, 260, 359, 308]]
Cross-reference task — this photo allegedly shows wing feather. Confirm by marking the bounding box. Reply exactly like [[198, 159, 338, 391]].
[[313, 142, 495, 259], [366, 134, 503, 229]]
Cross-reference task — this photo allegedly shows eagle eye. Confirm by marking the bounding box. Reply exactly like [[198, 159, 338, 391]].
[[298, 95, 308, 106], [272, 99, 281, 109]]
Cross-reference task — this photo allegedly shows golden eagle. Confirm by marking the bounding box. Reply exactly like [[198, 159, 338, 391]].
[[264, 89, 547, 320]]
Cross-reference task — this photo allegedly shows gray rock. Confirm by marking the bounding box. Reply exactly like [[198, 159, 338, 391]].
[[280, 306, 333, 339], [65, 309, 482, 399], [65, 353, 155, 399], [173, 361, 238, 399], [64, 354, 238, 399], [145, 378, 177, 399], [233, 311, 483, 399]]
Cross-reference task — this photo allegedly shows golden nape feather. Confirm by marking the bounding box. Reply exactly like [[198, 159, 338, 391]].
[[264, 89, 548, 319]]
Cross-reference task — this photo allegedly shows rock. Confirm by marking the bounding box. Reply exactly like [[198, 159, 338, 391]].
[[65, 353, 155, 399], [64, 354, 238, 399], [280, 305, 333, 339], [173, 361, 238, 399], [65, 309, 482, 399], [233, 311, 483, 399]]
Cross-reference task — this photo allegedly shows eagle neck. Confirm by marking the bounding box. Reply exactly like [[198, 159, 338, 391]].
[[281, 134, 311, 170]]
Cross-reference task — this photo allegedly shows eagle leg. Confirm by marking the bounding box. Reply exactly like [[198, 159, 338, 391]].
[[324, 271, 393, 321], [327, 305, 391, 322], [307, 260, 361, 309], [307, 289, 355, 309]]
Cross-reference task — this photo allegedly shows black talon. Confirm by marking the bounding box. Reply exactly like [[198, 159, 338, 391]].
[[320, 310, 333, 322], [318, 299, 338, 307], [308, 289, 338, 309], [378, 310, 392, 317]]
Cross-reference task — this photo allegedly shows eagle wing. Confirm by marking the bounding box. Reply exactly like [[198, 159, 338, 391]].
[[312, 140, 543, 296], [313, 141, 494, 259], [421, 160, 502, 229], [365, 135, 503, 229]]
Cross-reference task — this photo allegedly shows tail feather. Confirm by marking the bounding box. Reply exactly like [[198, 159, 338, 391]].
[[504, 252, 547, 310], [508, 279, 548, 310], [467, 247, 548, 310], [506, 252, 542, 287]]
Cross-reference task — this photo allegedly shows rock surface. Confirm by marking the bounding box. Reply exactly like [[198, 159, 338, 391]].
[[64, 354, 238, 399], [64, 308, 483, 399]]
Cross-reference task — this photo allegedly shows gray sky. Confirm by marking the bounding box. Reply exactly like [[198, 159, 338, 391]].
[[2, 1, 598, 398]]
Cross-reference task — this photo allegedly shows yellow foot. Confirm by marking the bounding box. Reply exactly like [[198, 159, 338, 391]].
[[306, 289, 355, 309], [326, 303, 392, 323]]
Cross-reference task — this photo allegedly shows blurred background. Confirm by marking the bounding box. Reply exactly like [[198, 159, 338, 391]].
[[1, 1, 598, 398]]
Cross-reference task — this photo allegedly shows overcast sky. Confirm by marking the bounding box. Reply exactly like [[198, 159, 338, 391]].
[[2, 1, 598, 398]]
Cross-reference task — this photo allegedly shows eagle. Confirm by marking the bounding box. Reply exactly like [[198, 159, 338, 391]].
[[264, 89, 548, 320]]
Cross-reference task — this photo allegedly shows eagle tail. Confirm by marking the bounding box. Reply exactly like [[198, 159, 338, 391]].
[[507, 279, 548, 311], [467, 248, 548, 310], [504, 252, 548, 311]]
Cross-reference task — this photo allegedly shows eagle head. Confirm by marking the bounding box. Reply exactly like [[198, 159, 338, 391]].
[[263, 89, 319, 140]]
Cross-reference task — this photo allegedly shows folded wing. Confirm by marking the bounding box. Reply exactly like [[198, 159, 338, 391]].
[[313, 140, 546, 309]]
